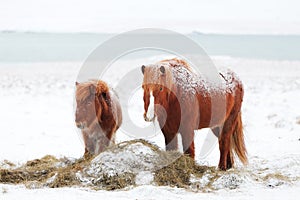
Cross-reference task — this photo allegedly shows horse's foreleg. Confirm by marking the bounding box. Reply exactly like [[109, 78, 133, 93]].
[[163, 131, 178, 151], [82, 131, 91, 155], [180, 130, 195, 159], [211, 127, 220, 138]]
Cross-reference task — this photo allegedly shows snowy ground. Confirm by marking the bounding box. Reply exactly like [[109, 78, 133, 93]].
[[0, 57, 300, 199]]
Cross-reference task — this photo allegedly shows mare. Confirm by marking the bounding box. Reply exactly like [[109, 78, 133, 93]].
[[141, 58, 247, 170]]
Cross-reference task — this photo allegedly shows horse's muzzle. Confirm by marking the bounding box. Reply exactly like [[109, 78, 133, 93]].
[[76, 122, 85, 129], [143, 113, 155, 122]]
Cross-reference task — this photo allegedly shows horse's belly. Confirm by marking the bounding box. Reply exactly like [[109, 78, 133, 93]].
[[197, 94, 229, 129]]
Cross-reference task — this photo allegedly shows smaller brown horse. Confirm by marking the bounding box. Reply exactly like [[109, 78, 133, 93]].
[[142, 58, 247, 170], [75, 80, 122, 155]]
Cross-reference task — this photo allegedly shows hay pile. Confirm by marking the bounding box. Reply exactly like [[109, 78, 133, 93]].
[[0, 139, 249, 191], [0, 155, 85, 189]]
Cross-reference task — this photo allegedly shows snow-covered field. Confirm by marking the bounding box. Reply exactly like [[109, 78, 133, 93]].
[[0, 57, 300, 199]]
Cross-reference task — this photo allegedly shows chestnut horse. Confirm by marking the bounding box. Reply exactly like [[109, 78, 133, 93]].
[[141, 58, 247, 170], [75, 80, 122, 155]]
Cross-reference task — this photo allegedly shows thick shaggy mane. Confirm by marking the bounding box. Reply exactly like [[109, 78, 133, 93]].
[[96, 80, 109, 95], [76, 80, 110, 102], [158, 58, 193, 71]]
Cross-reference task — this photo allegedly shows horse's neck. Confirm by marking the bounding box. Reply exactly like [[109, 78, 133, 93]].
[[86, 119, 104, 134], [161, 91, 177, 108]]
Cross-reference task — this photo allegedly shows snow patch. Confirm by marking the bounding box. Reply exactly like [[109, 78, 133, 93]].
[[86, 142, 158, 178], [212, 173, 246, 190], [135, 171, 154, 185]]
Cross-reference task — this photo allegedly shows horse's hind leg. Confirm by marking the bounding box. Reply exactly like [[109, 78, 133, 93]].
[[226, 148, 234, 169], [212, 126, 233, 169], [218, 132, 232, 170], [218, 117, 236, 170], [214, 126, 234, 169]]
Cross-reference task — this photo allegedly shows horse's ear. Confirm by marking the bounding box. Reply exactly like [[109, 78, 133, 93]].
[[141, 65, 145, 74], [160, 66, 165, 74]]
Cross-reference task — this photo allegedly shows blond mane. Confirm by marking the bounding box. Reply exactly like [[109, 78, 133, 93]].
[[158, 58, 193, 71], [76, 80, 109, 102]]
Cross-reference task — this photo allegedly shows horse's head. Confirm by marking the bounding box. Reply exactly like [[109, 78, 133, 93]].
[[75, 81, 99, 129], [141, 63, 172, 122], [75, 80, 110, 130]]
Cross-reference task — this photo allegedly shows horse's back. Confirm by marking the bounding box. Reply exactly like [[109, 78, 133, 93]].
[[144, 61, 243, 129], [208, 69, 244, 127]]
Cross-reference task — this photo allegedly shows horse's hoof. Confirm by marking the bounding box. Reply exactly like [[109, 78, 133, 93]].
[[218, 165, 227, 171]]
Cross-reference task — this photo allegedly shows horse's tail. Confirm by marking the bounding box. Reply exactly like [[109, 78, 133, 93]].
[[231, 111, 248, 165]]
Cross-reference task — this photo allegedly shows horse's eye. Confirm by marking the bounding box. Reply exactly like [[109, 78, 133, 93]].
[[160, 87, 163, 91], [87, 101, 92, 105]]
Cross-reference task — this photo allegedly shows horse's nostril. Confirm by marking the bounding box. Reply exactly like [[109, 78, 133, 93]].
[[143, 113, 155, 122], [76, 122, 85, 129]]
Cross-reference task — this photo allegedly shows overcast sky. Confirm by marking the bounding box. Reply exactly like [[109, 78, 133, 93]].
[[0, 0, 299, 34]]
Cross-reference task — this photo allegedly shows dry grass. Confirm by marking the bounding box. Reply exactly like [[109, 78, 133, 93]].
[[1, 139, 295, 191], [0, 155, 91, 188], [0, 140, 230, 191], [154, 153, 215, 188], [0, 155, 58, 184], [116, 140, 217, 189], [0, 140, 214, 190], [93, 173, 136, 190]]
